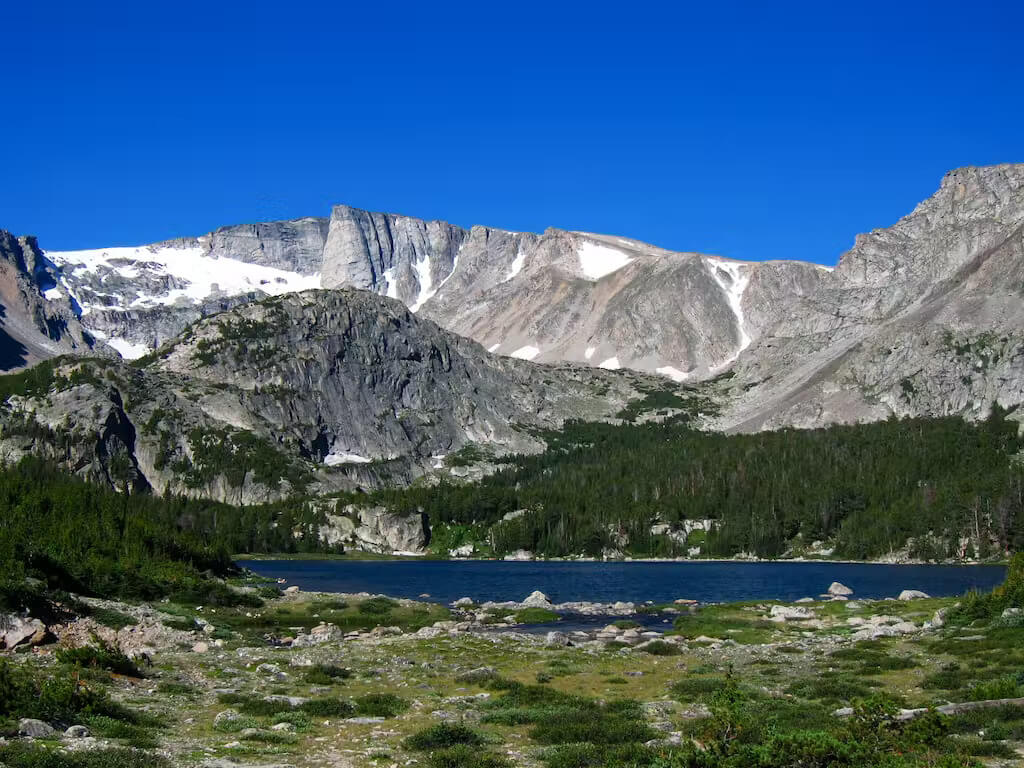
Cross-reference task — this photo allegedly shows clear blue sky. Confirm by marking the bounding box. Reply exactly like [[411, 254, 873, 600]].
[[2, 1, 1020, 265]]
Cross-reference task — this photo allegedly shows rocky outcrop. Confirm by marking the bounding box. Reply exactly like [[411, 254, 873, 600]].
[[315, 504, 430, 554], [0, 231, 106, 370], [0, 289, 663, 501], [717, 164, 1024, 431]]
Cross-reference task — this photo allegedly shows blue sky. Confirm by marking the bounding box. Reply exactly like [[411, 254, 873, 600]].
[[2, 1, 1020, 264]]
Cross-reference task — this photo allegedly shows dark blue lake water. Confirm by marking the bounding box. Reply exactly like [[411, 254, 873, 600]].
[[241, 560, 1006, 605]]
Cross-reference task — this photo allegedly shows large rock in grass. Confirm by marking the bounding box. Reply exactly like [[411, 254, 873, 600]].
[[768, 605, 814, 621], [19, 718, 56, 738], [1, 614, 47, 649], [898, 590, 930, 601]]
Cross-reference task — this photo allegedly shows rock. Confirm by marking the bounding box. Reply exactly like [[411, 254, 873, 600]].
[[283, 585, 300, 595], [449, 544, 475, 558], [898, 590, 930, 601], [827, 582, 854, 597], [1002, 607, 1023, 617], [454, 667, 497, 684], [1, 615, 47, 649], [794, 597, 814, 603], [503, 550, 534, 561], [64, 725, 90, 739], [544, 631, 571, 647], [768, 605, 814, 621], [522, 590, 554, 608], [453, 597, 474, 608], [416, 626, 444, 639], [291, 622, 344, 647], [192, 641, 210, 653], [18, 719, 56, 738], [214, 710, 242, 726], [271, 722, 296, 732], [611, 601, 635, 614]]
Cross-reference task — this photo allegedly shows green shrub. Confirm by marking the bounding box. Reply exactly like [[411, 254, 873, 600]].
[[87, 609, 137, 631], [425, 746, 510, 768], [0, 742, 171, 768], [303, 664, 353, 685], [56, 639, 141, 677], [358, 597, 398, 615], [405, 723, 486, 750], [355, 693, 408, 718], [638, 640, 681, 656], [299, 697, 356, 717]]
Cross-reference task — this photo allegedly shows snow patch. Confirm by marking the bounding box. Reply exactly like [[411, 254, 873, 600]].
[[106, 337, 151, 360], [409, 254, 434, 312], [577, 241, 634, 280], [324, 452, 372, 466], [584, 346, 596, 360], [487, 343, 501, 353], [656, 365, 691, 382], [43, 287, 62, 300], [510, 345, 541, 360], [706, 258, 751, 370], [45, 245, 320, 314], [383, 266, 399, 299], [502, 249, 526, 282], [598, 356, 620, 370]]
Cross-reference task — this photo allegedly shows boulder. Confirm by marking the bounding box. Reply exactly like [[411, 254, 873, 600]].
[[827, 582, 854, 597], [522, 590, 553, 608], [449, 544, 474, 558], [898, 590, 930, 601], [19, 718, 56, 738], [544, 631, 571, 647], [1, 615, 47, 649], [192, 641, 210, 653], [453, 597, 475, 608], [283, 585, 300, 595], [291, 622, 344, 647], [64, 725, 90, 739], [768, 605, 814, 621]]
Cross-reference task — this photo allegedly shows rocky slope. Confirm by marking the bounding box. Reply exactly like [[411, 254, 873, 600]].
[[0, 232, 107, 370], [716, 163, 1024, 430], [40, 205, 827, 381], [0, 289, 666, 503], [10, 162, 1024, 432]]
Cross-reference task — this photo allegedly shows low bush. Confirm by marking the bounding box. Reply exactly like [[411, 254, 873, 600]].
[[299, 697, 356, 717], [358, 597, 399, 615], [355, 693, 408, 718], [0, 742, 171, 768], [302, 663, 352, 685], [405, 723, 486, 750], [425, 745, 510, 768], [56, 639, 141, 678]]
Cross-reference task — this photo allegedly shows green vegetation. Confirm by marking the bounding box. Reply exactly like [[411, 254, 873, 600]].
[[327, 406, 1024, 558]]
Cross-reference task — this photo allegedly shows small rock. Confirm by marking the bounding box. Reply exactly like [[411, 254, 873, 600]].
[[271, 722, 296, 732], [898, 590, 930, 601], [18, 718, 56, 738], [64, 725, 90, 739], [827, 582, 854, 597], [453, 597, 474, 608], [768, 605, 814, 621], [192, 641, 209, 653], [283, 585, 300, 595], [544, 631, 571, 647], [1, 615, 47, 649]]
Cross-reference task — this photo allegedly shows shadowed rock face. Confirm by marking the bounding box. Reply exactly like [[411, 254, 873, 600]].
[[0, 232, 105, 370]]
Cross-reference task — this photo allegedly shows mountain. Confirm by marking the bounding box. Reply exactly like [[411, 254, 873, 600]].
[[0, 232, 106, 370], [39, 207, 827, 382], [716, 163, 1024, 430], [9, 162, 1024, 434], [0, 289, 669, 503]]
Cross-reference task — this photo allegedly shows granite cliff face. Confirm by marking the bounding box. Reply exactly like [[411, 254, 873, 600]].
[[0, 289, 663, 503], [0, 232, 106, 370]]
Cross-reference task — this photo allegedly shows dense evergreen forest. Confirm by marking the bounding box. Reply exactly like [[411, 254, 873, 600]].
[[348, 408, 1024, 560], [1, 409, 1022, 602], [0, 459, 331, 611]]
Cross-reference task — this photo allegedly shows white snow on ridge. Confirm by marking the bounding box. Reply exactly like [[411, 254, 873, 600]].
[[43, 287, 62, 300], [584, 346, 596, 360], [502, 249, 526, 282], [45, 245, 320, 314], [106, 337, 151, 360], [510, 345, 541, 360], [598, 356, 620, 370], [577, 241, 634, 280], [706, 258, 751, 370], [487, 343, 501, 353], [409, 254, 434, 312], [383, 266, 399, 299], [324, 452, 372, 466], [656, 365, 691, 382]]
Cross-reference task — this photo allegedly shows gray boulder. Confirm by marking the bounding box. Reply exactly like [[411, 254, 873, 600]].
[[18, 718, 56, 738], [898, 590, 930, 601]]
